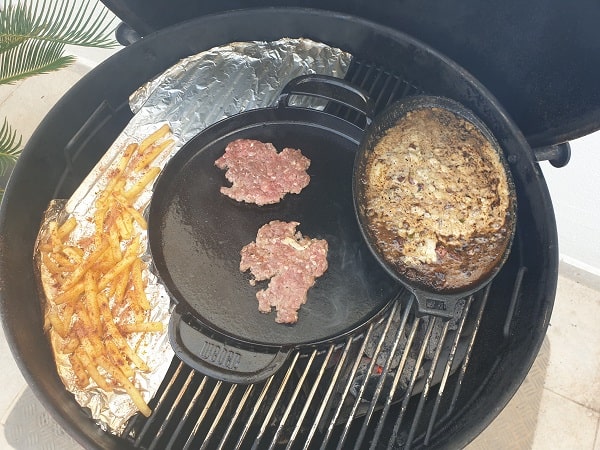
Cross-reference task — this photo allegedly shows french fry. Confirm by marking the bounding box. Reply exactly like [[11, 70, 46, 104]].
[[61, 335, 79, 354], [134, 138, 174, 172], [97, 292, 149, 372], [105, 339, 134, 378], [119, 322, 164, 334], [112, 273, 130, 308], [47, 310, 70, 339], [69, 353, 90, 389], [76, 348, 113, 392], [42, 252, 68, 275], [62, 246, 84, 263], [57, 216, 77, 239], [84, 272, 102, 334], [132, 259, 151, 310], [138, 123, 170, 154], [53, 282, 85, 305], [127, 206, 147, 230], [97, 355, 152, 417], [108, 228, 122, 263], [52, 252, 77, 270], [62, 241, 110, 290], [47, 221, 62, 250], [115, 214, 130, 240], [98, 253, 137, 291], [93, 203, 109, 247], [122, 166, 161, 202], [104, 143, 138, 194]]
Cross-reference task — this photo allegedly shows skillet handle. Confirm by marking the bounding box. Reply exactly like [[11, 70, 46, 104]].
[[411, 289, 466, 320], [169, 309, 290, 384], [277, 74, 375, 125]]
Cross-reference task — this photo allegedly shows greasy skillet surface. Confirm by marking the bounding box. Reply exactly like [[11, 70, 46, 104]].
[[149, 106, 400, 347]]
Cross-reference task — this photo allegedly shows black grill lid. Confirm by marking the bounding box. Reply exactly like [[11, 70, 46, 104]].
[[100, 0, 600, 149]]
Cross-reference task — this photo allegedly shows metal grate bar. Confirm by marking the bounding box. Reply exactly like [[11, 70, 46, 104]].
[[133, 361, 186, 447], [367, 295, 416, 449], [503, 266, 528, 338], [405, 317, 450, 448], [233, 377, 275, 450], [353, 298, 412, 449], [268, 349, 318, 449], [286, 345, 334, 449], [147, 369, 197, 450], [304, 337, 354, 449], [388, 313, 434, 448], [200, 383, 239, 449], [183, 380, 223, 449], [164, 375, 208, 449], [251, 352, 301, 450], [447, 284, 492, 415], [320, 324, 376, 449], [216, 384, 255, 450], [345, 300, 403, 449], [424, 295, 474, 445]]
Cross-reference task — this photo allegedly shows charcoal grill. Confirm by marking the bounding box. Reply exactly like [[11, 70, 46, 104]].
[[2, 4, 596, 449]]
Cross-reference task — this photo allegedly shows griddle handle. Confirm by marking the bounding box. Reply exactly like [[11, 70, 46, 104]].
[[277, 74, 375, 125], [169, 310, 291, 384]]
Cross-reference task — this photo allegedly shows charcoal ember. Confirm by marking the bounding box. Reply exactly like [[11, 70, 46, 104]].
[[364, 313, 408, 369], [448, 297, 467, 331], [398, 355, 423, 391]]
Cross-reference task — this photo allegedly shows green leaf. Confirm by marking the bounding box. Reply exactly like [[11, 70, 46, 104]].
[[0, 37, 75, 84], [0, 0, 118, 51], [0, 118, 22, 176]]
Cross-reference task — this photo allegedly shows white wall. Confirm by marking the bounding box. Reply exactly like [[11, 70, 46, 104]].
[[541, 132, 600, 276]]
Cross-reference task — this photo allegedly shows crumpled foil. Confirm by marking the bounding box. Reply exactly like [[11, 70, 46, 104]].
[[38, 38, 351, 434]]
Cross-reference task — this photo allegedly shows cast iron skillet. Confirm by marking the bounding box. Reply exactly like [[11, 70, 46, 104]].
[[354, 95, 517, 318], [148, 75, 402, 384]]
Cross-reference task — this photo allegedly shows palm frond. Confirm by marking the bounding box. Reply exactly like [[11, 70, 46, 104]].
[[0, 37, 75, 84], [0, 0, 118, 51], [0, 118, 22, 176]]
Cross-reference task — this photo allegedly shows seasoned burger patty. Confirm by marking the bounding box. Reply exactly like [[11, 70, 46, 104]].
[[240, 221, 328, 324], [215, 139, 310, 205], [361, 106, 513, 292]]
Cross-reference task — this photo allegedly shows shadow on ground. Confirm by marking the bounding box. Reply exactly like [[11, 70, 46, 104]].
[[3, 387, 81, 450]]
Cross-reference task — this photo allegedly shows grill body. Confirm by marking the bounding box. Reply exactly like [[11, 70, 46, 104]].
[[0, 9, 558, 449]]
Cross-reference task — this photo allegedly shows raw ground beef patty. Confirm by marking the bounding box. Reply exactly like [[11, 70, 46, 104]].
[[214, 139, 311, 206], [240, 221, 328, 324]]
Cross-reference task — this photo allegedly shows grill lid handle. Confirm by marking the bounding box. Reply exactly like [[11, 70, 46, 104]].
[[169, 310, 291, 384]]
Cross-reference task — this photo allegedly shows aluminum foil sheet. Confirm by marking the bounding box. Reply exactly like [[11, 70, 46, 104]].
[[37, 38, 351, 434], [128, 38, 352, 141]]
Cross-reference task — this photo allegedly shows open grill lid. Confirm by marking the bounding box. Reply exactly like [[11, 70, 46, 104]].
[[99, 0, 600, 149]]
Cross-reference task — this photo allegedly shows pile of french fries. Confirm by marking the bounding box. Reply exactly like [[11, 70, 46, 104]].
[[38, 124, 174, 418]]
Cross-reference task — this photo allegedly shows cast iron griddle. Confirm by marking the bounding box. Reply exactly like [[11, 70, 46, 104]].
[[149, 104, 400, 348]]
